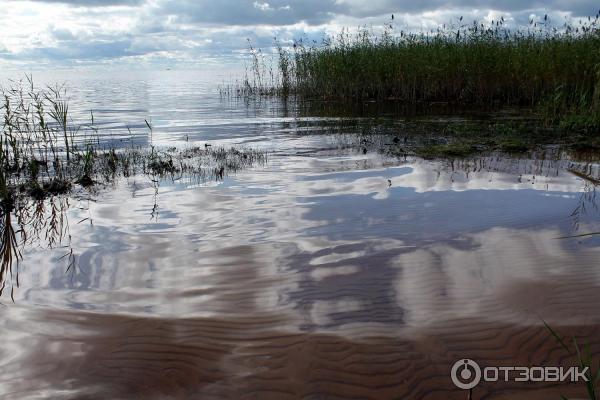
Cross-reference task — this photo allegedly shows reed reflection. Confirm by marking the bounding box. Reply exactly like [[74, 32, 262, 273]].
[[0, 195, 74, 300]]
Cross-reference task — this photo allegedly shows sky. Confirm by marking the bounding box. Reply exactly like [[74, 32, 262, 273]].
[[1, 0, 599, 71]]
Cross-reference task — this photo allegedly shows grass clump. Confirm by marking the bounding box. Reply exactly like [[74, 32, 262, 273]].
[[0, 77, 267, 204]]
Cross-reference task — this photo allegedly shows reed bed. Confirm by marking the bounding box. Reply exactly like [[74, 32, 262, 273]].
[[239, 15, 600, 129]]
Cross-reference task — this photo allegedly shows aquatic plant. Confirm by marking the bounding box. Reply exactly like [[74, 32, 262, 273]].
[[0, 77, 268, 203], [543, 320, 600, 400], [0, 195, 77, 301], [0, 205, 20, 300], [239, 14, 600, 129]]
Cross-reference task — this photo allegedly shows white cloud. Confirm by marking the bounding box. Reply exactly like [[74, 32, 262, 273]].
[[253, 2, 273, 11], [0, 0, 598, 68]]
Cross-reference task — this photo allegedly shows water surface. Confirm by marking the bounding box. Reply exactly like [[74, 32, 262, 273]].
[[2, 70, 600, 400]]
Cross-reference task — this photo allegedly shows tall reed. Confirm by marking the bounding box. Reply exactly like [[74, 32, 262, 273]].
[[244, 15, 600, 127]]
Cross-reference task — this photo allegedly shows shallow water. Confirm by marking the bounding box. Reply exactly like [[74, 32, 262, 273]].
[[2, 70, 600, 399]]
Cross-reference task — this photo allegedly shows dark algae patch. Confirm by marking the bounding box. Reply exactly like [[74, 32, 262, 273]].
[[308, 115, 600, 160], [416, 143, 477, 159]]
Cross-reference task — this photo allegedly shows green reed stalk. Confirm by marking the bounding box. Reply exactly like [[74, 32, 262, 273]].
[[243, 14, 600, 128]]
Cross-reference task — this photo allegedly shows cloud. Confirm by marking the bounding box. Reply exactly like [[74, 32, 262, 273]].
[[14, 39, 139, 60], [6, 0, 143, 6], [1, 0, 599, 67], [152, 0, 344, 26], [336, 0, 599, 17], [48, 26, 78, 41]]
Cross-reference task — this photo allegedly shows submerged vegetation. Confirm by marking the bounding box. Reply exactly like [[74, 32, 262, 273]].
[[298, 115, 600, 160], [235, 14, 600, 131]]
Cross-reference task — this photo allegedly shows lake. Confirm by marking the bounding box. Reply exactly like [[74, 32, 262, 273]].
[[1, 69, 600, 399]]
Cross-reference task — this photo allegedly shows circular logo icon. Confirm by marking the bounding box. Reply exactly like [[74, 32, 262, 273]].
[[451, 359, 482, 390]]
